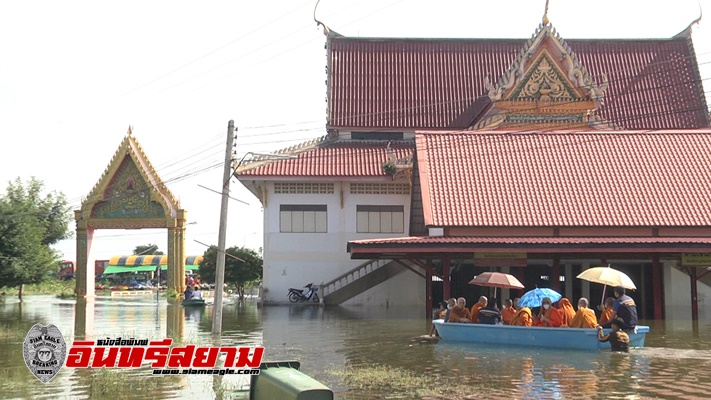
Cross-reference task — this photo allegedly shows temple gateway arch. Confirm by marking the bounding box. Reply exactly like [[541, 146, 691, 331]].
[[74, 127, 188, 297]]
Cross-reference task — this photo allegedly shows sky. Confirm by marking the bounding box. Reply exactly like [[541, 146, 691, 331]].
[[0, 0, 709, 262]]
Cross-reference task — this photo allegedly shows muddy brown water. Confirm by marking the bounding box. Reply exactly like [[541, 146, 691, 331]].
[[1, 295, 710, 399]]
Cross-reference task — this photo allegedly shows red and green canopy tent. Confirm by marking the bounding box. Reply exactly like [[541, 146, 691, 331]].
[[103, 255, 204, 274]]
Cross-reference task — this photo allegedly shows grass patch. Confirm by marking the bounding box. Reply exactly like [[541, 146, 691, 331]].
[[1, 280, 76, 297], [331, 365, 435, 391], [88, 368, 179, 399], [329, 365, 479, 399]]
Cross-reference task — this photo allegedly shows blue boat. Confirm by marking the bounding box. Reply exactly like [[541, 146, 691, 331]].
[[432, 319, 649, 350]]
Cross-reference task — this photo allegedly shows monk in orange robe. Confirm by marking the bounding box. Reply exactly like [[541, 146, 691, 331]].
[[501, 298, 516, 325], [557, 298, 575, 327], [447, 297, 471, 323], [469, 296, 487, 324], [534, 297, 563, 327], [510, 307, 533, 326], [599, 297, 615, 325], [568, 297, 598, 328]]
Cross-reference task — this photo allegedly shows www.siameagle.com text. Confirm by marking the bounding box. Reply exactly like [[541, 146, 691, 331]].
[[152, 368, 260, 375]]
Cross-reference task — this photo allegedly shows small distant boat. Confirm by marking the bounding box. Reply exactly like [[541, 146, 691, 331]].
[[432, 319, 649, 350], [180, 298, 206, 307]]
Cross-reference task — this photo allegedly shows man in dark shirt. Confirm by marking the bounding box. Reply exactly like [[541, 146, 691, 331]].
[[597, 317, 630, 352], [601, 286, 638, 332], [478, 298, 501, 325]]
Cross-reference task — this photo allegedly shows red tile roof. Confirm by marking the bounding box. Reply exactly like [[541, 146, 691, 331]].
[[328, 36, 709, 130], [347, 236, 711, 257], [417, 129, 711, 227], [237, 140, 414, 178], [349, 236, 711, 245]]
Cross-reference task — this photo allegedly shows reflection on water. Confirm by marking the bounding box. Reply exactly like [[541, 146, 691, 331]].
[[1, 296, 710, 399]]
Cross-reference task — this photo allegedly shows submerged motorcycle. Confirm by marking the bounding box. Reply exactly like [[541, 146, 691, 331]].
[[288, 283, 319, 303]]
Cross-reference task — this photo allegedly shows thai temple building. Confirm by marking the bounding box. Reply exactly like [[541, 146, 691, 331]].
[[237, 11, 710, 321]]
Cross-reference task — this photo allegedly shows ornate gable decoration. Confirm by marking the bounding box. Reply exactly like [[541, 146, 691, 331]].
[[475, 23, 611, 131], [78, 127, 182, 229], [509, 53, 578, 102]]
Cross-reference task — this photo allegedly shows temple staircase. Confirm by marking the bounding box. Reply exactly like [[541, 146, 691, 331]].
[[676, 265, 711, 288], [320, 259, 406, 305]]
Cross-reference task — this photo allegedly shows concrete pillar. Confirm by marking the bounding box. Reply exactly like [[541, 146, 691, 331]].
[[443, 256, 451, 300], [691, 268, 699, 321], [75, 227, 95, 298], [552, 256, 561, 292], [426, 266, 432, 319], [662, 259, 684, 320], [167, 227, 178, 294], [166, 225, 186, 295], [639, 262, 646, 319], [501, 266, 510, 301], [652, 256, 663, 319], [581, 262, 590, 302]]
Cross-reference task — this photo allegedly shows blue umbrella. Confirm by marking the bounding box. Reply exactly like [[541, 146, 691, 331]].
[[518, 288, 562, 308]]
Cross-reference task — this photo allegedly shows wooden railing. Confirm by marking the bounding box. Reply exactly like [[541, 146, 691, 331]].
[[321, 259, 392, 298]]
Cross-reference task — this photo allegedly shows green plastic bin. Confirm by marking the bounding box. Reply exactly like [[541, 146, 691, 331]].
[[250, 361, 333, 400]]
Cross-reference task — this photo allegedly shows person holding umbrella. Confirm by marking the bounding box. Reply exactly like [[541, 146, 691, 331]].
[[599, 286, 638, 332]]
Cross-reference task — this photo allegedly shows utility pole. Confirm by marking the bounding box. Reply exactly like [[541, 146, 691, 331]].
[[212, 120, 235, 334]]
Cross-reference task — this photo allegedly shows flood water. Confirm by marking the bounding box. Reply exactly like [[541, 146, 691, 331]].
[[1, 295, 711, 399]]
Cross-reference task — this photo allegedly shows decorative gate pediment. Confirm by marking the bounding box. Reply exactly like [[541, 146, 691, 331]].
[[73, 127, 188, 297], [78, 127, 181, 229]]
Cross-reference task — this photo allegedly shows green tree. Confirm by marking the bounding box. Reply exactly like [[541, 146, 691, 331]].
[[133, 244, 164, 255], [199, 246, 262, 300], [0, 178, 70, 299]]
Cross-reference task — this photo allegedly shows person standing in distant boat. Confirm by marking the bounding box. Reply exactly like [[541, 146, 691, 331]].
[[191, 286, 203, 300]]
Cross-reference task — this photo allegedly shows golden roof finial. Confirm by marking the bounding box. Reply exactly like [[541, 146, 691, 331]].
[[542, 0, 550, 25], [127, 125, 133, 136]]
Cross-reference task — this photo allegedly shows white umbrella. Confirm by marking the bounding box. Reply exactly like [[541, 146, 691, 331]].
[[577, 266, 637, 290], [576, 265, 636, 307]]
